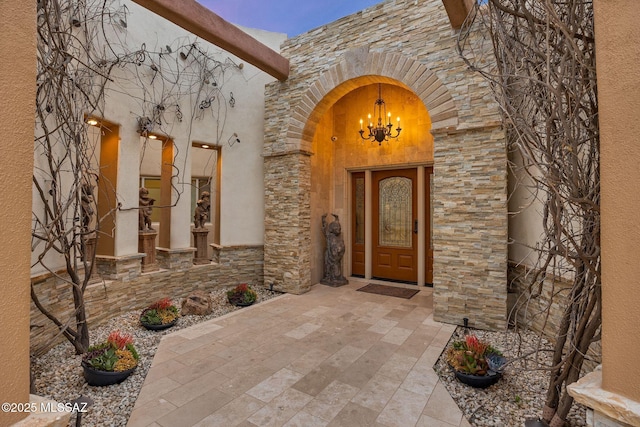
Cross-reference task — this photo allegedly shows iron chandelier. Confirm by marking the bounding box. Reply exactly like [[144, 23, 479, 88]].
[[359, 84, 402, 145]]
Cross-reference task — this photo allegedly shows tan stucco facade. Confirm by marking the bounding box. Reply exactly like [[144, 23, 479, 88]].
[[0, 1, 36, 425], [4, 0, 640, 425], [567, 2, 640, 425], [594, 0, 640, 402]]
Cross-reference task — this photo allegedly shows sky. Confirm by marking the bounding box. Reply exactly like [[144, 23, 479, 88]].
[[198, 0, 384, 37]]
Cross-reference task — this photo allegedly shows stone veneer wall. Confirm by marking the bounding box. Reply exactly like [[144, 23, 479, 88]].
[[30, 246, 263, 354], [264, 153, 312, 294], [263, 0, 508, 328], [432, 127, 508, 329]]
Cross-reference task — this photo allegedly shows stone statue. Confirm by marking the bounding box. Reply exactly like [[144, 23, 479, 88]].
[[139, 187, 155, 231], [321, 213, 348, 287], [193, 191, 210, 229], [81, 183, 95, 233]]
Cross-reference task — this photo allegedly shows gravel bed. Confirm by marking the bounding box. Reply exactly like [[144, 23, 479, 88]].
[[31, 287, 282, 427], [434, 327, 587, 427]]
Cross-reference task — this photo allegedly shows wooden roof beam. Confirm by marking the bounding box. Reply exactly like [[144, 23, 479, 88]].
[[441, 0, 475, 29], [130, 0, 289, 81]]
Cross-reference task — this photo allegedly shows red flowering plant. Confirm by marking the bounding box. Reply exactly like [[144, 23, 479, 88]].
[[446, 334, 506, 376], [82, 330, 139, 372], [140, 297, 179, 326], [227, 283, 258, 306]]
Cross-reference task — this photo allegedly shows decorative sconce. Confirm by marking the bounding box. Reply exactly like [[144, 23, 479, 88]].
[[359, 84, 402, 145]]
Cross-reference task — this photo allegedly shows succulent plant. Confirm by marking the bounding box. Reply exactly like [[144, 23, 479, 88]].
[[446, 334, 504, 376], [227, 284, 258, 305], [486, 352, 507, 373], [140, 298, 179, 325], [83, 330, 139, 372]]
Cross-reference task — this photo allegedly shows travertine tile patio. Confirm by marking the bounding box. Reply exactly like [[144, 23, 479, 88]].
[[127, 280, 465, 427]]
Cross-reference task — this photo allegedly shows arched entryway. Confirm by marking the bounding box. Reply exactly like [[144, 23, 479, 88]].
[[307, 81, 435, 287], [263, 48, 457, 291], [263, 46, 508, 330]]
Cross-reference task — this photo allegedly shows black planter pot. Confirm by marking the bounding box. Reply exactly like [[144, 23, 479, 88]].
[[140, 317, 178, 331], [227, 296, 255, 307], [454, 370, 502, 388], [81, 361, 136, 386]]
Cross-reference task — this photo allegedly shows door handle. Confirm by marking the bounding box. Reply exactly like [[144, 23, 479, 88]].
[[413, 219, 418, 234]]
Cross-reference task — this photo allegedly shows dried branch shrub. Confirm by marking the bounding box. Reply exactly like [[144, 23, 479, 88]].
[[32, 0, 121, 354], [458, 1, 600, 425]]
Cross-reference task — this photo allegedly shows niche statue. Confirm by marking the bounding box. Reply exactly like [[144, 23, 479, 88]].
[[193, 191, 210, 229], [139, 187, 155, 231], [321, 214, 348, 287], [81, 183, 95, 233]]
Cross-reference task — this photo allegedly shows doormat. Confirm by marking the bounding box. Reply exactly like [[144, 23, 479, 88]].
[[356, 283, 419, 299]]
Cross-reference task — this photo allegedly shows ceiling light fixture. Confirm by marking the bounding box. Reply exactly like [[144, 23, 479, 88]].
[[359, 84, 401, 145], [86, 118, 99, 126]]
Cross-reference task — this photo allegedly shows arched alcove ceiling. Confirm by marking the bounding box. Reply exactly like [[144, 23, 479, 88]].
[[290, 51, 459, 147]]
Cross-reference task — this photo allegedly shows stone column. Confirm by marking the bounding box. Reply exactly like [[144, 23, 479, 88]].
[[138, 231, 159, 273], [192, 229, 210, 264], [431, 127, 508, 330], [263, 151, 312, 294]]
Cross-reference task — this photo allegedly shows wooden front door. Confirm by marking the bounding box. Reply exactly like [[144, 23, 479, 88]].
[[372, 169, 418, 283]]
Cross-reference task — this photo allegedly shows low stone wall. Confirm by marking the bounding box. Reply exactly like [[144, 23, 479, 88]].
[[30, 245, 264, 355], [509, 263, 601, 371]]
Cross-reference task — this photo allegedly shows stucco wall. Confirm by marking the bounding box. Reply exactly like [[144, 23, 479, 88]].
[[263, 0, 508, 328], [0, 1, 36, 424], [28, 0, 285, 363], [593, 0, 640, 402], [31, 0, 286, 277], [310, 110, 335, 284]]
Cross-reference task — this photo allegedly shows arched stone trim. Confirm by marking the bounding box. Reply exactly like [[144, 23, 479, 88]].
[[288, 47, 459, 152]]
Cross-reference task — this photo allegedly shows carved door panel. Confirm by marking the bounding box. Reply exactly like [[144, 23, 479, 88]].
[[372, 169, 418, 283], [351, 172, 365, 277]]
